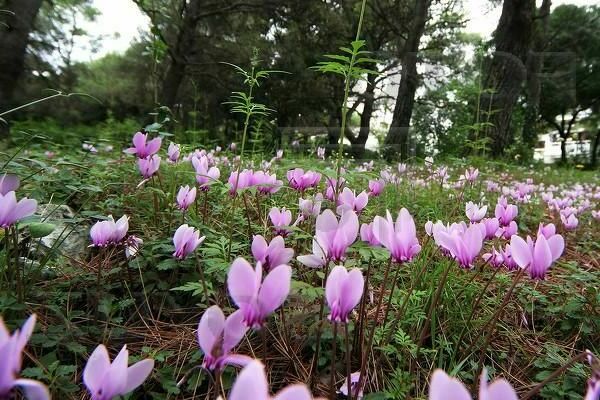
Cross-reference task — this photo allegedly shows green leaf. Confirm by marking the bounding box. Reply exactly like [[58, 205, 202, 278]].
[[28, 222, 56, 238]]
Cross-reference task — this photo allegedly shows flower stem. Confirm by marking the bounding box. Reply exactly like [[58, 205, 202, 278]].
[[330, 323, 338, 399], [344, 323, 353, 400], [357, 257, 393, 393]]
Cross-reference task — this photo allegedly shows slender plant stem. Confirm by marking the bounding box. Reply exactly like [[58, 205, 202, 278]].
[[354, 259, 372, 357], [380, 260, 400, 330], [334, 0, 368, 203], [357, 257, 393, 393], [521, 351, 588, 400], [473, 268, 525, 383], [330, 323, 338, 399], [415, 260, 454, 351], [455, 267, 499, 360], [310, 262, 330, 388], [195, 254, 210, 304], [344, 323, 353, 400]]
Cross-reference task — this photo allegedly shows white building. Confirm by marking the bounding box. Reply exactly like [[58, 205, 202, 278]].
[[533, 130, 591, 164]]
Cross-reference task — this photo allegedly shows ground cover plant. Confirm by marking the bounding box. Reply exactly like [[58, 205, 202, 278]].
[[0, 123, 598, 399]]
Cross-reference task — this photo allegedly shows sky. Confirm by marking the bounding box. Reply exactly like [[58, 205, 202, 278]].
[[74, 0, 596, 62]]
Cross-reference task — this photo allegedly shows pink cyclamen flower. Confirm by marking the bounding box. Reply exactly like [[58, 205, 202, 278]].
[[0, 173, 19, 195], [429, 368, 517, 400], [0, 191, 37, 228], [299, 194, 323, 219], [495, 197, 518, 226], [372, 209, 421, 263], [560, 213, 578, 231], [309, 209, 359, 263], [253, 171, 283, 195], [124, 131, 162, 159], [172, 224, 205, 259], [482, 247, 504, 268], [465, 201, 487, 223], [137, 155, 161, 179], [167, 142, 180, 163], [434, 224, 484, 268], [339, 372, 364, 400], [229, 360, 323, 400], [537, 222, 556, 238], [192, 156, 220, 190], [481, 218, 500, 240], [228, 169, 254, 194], [197, 306, 251, 371], [317, 147, 325, 160], [269, 207, 293, 237], [83, 344, 154, 400], [337, 187, 369, 214], [496, 220, 518, 240], [325, 177, 346, 201], [287, 168, 321, 191], [251, 235, 294, 272], [463, 167, 479, 183], [0, 314, 50, 400], [510, 234, 564, 279], [176, 185, 196, 211], [592, 210, 600, 221], [368, 179, 385, 197], [90, 215, 129, 247], [360, 222, 381, 246], [227, 257, 291, 329], [325, 265, 364, 323]]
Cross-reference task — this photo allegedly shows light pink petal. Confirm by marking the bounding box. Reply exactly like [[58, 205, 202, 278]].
[[273, 384, 314, 400], [223, 310, 248, 353], [258, 265, 292, 316], [83, 344, 111, 393], [197, 306, 225, 355], [146, 137, 162, 155], [222, 354, 254, 368], [297, 254, 325, 268], [372, 215, 392, 249], [123, 359, 154, 394], [0, 174, 20, 195], [252, 235, 269, 263], [228, 258, 259, 307], [14, 379, 50, 400], [429, 370, 471, 400], [509, 235, 532, 268], [340, 210, 359, 243], [341, 268, 364, 313], [546, 235, 564, 262], [533, 235, 552, 270], [325, 266, 347, 308], [105, 346, 129, 397], [13, 198, 37, 221], [132, 132, 146, 149], [484, 379, 519, 400], [229, 361, 269, 400]]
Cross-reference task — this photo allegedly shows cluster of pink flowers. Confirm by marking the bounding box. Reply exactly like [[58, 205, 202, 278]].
[[125, 132, 162, 180], [228, 169, 283, 195]]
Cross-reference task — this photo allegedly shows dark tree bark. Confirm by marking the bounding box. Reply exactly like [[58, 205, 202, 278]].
[[482, 0, 535, 156], [522, 0, 551, 151], [591, 128, 600, 168], [0, 0, 44, 113], [383, 0, 430, 160], [160, 0, 203, 109], [354, 73, 376, 158]]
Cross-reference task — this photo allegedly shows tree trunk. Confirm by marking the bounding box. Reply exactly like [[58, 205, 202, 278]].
[[353, 73, 376, 158], [161, 0, 203, 108], [0, 0, 44, 113], [560, 137, 567, 164], [482, 0, 535, 156], [522, 0, 551, 152], [591, 129, 599, 168], [383, 0, 430, 160]]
